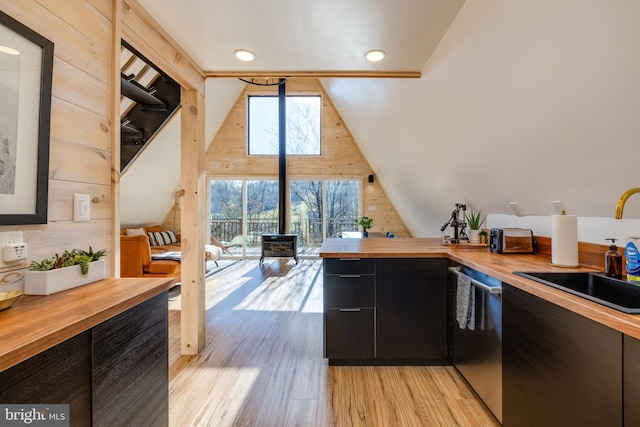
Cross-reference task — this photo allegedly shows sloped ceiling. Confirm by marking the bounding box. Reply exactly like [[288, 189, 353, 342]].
[[126, 0, 640, 237], [323, 0, 640, 236]]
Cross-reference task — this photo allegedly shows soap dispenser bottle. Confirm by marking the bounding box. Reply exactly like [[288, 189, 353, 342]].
[[605, 238, 623, 278]]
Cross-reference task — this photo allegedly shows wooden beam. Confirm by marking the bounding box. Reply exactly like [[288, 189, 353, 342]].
[[121, 0, 205, 92], [180, 88, 206, 355], [112, 0, 122, 276], [205, 70, 422, 79]]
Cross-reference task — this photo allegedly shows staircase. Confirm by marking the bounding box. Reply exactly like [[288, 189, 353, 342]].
[[120, 42, 180, 172]]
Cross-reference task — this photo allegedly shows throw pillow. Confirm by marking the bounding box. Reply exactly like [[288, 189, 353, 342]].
[[148, 230, 178, 246], [125, 227, 146, 236]]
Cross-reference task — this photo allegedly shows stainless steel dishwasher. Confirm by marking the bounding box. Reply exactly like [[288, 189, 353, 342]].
[[449, 265, 502, 423]]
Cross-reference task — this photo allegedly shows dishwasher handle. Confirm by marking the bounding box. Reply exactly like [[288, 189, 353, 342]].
[[449, 266, 502, 295]]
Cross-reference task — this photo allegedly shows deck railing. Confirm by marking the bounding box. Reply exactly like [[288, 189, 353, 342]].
[[209, 218, 358, 248]]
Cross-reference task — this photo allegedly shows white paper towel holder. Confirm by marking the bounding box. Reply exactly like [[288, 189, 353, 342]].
[[550, 211, 579, 268]]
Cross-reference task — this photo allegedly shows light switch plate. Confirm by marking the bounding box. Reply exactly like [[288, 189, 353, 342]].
[[73, 194, 90, 222]]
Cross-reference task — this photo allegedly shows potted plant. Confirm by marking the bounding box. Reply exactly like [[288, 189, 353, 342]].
[[25, 247, 108, 295], [478, 229, 489, 245], [355, 216, 374, 237], [465, 209, 487, 243]]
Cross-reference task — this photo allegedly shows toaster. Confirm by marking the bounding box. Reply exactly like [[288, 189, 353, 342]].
[[490, 228, 535, 254]]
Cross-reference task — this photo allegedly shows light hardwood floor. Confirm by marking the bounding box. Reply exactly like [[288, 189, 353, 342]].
[[168, 259, 500, 427]]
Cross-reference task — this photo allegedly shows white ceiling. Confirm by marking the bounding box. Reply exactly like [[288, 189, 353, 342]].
[[124, 0, 640, 243], [137, 0, 464, 73]]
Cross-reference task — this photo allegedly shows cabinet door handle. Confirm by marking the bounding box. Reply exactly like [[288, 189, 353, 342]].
[[339, 274, 361, 278], [339, 308, 361, 312], [339, 258, 361, 261]]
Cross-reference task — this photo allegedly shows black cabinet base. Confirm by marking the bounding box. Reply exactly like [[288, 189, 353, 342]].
[[328, 358, 450, 366]]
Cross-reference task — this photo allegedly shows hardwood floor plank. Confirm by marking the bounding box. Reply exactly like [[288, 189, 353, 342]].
[[168, 260, 499, 426]]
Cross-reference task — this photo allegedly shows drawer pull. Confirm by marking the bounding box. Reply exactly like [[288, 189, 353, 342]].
[[339, 258, 361, 261], [339, 274, 361, 278], [339, 308, 361, 312]]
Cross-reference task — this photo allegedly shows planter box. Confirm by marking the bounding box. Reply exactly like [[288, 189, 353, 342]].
[[24, 260, 106, 295]]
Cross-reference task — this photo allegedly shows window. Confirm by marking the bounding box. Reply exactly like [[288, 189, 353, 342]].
[[248, 95, 321, 155], [290, 179, 360, 247]]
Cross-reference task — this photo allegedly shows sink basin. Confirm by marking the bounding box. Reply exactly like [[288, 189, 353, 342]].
[[513, 271, 640, 314]]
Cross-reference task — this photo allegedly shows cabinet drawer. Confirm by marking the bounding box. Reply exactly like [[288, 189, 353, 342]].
[[324, 275, 375, 308], [324, 258, 374, 275], [325, 308, 375, 360]]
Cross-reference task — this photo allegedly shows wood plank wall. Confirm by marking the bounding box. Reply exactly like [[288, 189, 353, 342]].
[[194, 78, 411, 237], [0, 0, 115, 285]]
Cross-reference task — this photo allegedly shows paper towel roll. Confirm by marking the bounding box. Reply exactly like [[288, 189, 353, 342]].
[[551, 214, 579, 267]]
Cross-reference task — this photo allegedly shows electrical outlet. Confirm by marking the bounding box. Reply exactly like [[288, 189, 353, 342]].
[[3, 243, 27, 262], [0, 231, 24, 268]]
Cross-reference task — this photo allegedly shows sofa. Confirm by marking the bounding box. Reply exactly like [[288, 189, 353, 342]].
[[120, 225, 225, 284], [120, 225, 182, 282]]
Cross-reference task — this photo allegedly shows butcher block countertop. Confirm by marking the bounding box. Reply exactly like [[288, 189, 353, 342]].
[[0, 277, 175, 372], [320, 237, 640, 341]]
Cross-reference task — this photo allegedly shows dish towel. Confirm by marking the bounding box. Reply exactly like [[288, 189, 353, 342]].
[[456, 272, 475, 330]]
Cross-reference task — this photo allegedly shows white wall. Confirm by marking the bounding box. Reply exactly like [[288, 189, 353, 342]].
[[322, 0, 640, 239], [120, 112, 182, 228]]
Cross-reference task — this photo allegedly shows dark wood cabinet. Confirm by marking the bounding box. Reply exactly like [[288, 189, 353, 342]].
[[624, 334, 640, 426], [323, 258, 375, 363], [93, 293, 168, 426], [325, 308, 375, 360], [0, 292, 168, 427], [323, 257, 448, 364], [376, 258, 448, 362], [503, 284, 622, 427], [0, 331, 92, 427]]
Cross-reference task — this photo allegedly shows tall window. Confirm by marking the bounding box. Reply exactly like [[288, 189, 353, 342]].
[[248, 95, 321, 155]]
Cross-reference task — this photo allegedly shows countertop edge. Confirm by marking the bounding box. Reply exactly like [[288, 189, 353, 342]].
[[0, 277, 175, 372], [320, 238, 640, 341]]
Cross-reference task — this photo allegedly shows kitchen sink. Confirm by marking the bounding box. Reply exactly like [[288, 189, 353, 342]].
[[513, 271, 640, 314]]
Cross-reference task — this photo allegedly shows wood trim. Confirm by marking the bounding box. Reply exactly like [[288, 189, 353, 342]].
[[121, 0, 205, 92], [180, 88, 206, 355], [205, 70, 422, 79], [112, 0, 122, 276]]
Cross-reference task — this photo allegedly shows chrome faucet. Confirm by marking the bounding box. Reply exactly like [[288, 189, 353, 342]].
[[615, 188, 640, 219]]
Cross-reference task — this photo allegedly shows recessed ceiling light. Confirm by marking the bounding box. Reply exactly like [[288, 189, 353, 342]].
[[0, 46, 20, 55], [365, 49, 386, 62], [234, 49, 255, 62]]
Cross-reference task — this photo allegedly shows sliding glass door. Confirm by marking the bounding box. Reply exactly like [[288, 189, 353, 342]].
[[210, 178, 359, 258], [209, 179, 278, 257], [290, 179, 360, 255]]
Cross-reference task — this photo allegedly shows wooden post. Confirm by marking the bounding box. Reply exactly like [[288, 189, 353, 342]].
[[180, 88, 206, 354], [112, 0, 122, 277]]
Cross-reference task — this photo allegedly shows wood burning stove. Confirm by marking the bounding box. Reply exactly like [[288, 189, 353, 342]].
[[260, 234, 298, 264]]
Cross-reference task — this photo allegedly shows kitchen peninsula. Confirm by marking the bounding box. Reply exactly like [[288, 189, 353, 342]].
[[319, 237, 640, 427], [320, 237, 640, 338], [0, 276, 174, 426]]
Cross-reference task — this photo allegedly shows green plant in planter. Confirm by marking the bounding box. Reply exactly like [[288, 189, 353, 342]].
[[29, 247, 108, 275], [465, 210, 487, 230], [355, 216, 374, 232]]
